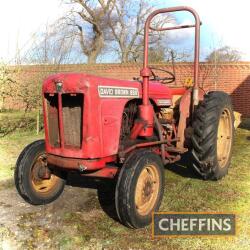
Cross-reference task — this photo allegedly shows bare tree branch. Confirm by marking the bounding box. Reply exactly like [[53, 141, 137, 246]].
[[105, 0, 175, 63], [62, 0, 116, 63]]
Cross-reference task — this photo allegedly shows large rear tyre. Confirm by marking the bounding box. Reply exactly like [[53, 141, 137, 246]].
[[115, 150, 164, 228], [191, 91, 234, 180], [15, 140, 65, 205]]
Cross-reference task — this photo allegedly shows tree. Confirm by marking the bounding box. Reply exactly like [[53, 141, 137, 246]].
[[0, 64, 16, 110], [64, 0, 116, 64], [0, 64, 44, 112], [206, 46, 242, 62], [23, 22, 77, 65], [107, 0, 174, 63], [63, 0, 175, 63], [203, 46, 242, 90]]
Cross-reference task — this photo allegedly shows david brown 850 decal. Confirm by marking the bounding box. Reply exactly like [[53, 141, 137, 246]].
[[98, 86, 139, 98]]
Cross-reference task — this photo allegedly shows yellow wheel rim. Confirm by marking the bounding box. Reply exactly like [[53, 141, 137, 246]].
[[217, 108, 233, 168], [135, 164, 160, 216], [31, 154, 60, 194]]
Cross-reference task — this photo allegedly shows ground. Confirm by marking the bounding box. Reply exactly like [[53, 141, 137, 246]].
[[0, 113, 249, 250]]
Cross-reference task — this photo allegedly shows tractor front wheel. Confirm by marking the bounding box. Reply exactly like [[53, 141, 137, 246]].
[[15, 140, 65, 205], [115, 150, 164, 228], [191, 91, 234, 180]]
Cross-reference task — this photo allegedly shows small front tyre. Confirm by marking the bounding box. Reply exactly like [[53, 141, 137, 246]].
[[15, 140, 65, 205], [115, 150, 164, 228]]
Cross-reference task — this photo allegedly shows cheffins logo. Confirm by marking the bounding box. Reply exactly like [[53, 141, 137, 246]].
[[152, 212, 236, 238]]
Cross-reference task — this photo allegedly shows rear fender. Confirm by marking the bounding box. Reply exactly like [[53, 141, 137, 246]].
[[176, 88, 205, 149]]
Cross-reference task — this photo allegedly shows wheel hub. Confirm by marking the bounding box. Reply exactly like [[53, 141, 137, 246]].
[[217, 108, 232, 168], [142, 179, 153, 202], [135, 164, 160, 216], [31, 154, 59, 193]]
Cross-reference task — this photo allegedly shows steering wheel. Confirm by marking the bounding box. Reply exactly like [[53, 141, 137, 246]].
[[149, 67, 175, 84]]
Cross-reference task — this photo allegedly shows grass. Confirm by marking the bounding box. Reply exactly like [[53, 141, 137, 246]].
[[0, 110, 39, 121], [0, 113, 249, 249], [0, 111, 43, 181], [0, 131, 43, 182], [0, 110, 43, 137]]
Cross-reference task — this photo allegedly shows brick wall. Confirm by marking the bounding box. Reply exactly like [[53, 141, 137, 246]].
[[5, 62, 250, 117]]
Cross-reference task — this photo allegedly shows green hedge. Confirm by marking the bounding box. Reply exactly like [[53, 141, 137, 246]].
[[0, 111, 43, 136]]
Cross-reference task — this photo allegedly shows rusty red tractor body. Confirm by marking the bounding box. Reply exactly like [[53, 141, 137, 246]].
[[15, 6, 234, 228]]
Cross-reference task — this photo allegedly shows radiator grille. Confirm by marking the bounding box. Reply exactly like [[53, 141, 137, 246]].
[[45, 93, 60, 148], [62, 94, 83, 148]]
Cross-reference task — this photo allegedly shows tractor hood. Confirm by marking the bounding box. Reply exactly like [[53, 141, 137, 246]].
[[42, 73, 180, 105]]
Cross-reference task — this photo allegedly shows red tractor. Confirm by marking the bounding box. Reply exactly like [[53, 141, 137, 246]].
[[15, 6, 234, 228]]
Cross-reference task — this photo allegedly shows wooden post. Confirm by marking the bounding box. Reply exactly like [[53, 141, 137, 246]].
[[36, 109, 40, 135]]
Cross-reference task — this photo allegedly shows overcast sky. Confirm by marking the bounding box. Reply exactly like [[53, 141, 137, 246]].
[[0, 0, 249, 63], [0, 0, 65, 63]]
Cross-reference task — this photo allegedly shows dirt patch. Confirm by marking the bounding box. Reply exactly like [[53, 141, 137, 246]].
[[0, 184, 101, 249]]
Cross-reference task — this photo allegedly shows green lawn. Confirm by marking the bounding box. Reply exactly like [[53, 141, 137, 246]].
[[0, 116, 249, 249], [0, 131, 43, 181], [0, 110, 43, 181]]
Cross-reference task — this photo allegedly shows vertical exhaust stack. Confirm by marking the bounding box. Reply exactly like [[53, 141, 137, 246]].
[[139, 67, 154, 137], [139, 6, 201, 137]]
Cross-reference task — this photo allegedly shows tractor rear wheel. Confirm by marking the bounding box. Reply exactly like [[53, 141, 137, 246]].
[[15, 140, 65, 205], [115, 150, 164, 228], [191, 91, 234, 180]]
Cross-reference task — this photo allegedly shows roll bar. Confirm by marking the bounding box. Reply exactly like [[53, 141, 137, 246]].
[[140, 6, 202, 106]]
